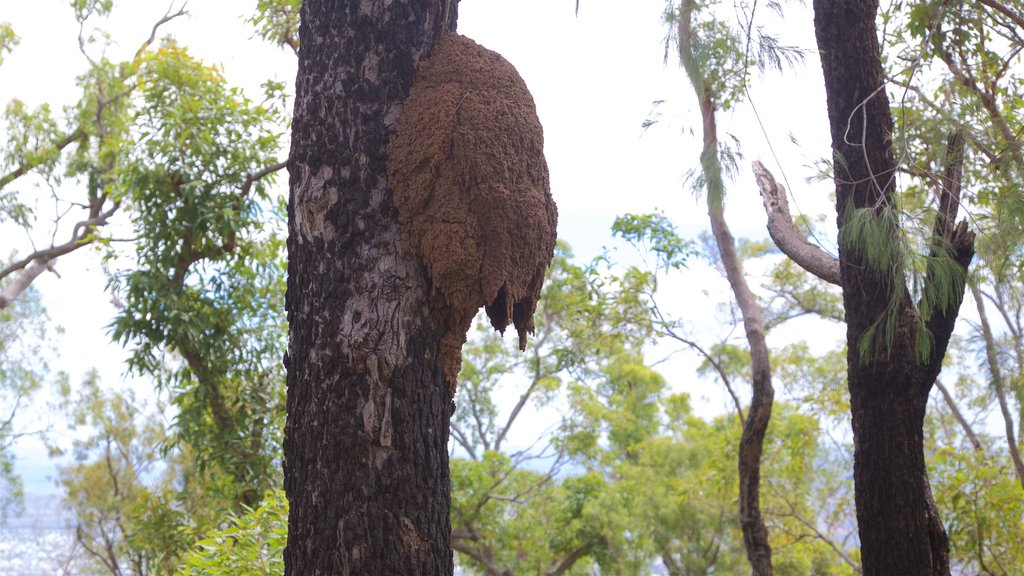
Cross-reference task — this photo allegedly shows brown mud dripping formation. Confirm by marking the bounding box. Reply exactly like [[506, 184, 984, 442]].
[[387, 33, 558, 393]]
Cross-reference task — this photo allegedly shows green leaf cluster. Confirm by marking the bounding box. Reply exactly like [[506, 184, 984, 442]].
[[0, 287, 52, 522], [176, 490, 287, 576]]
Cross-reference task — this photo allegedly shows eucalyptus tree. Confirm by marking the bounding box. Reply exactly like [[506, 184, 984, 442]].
[[666, 1, 806, 571], [752, 1, 977, 573], [887, 0, 1024, 493], [1, 0, 290, 567], [282, 1, 458, 573]]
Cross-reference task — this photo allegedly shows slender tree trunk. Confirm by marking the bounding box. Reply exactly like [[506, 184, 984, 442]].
[[970, 281, 1024, 489], [677, 3, 774, 573], [812, 2, 972, 574], [284, 1, 457, 574], [709, 205, 775, 576]]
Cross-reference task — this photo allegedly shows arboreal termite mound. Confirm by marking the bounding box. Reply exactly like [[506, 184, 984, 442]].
[[387, 33, 558, 395]]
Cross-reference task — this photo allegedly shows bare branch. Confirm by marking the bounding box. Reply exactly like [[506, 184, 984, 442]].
[[651, 299, 746, 424], [936, 47, 1022, 167], [452, 528, 507, 573], [782, 502, 862, 574], [135, 3, 189, 62], [933, 131, 964, 243], [450, 422, 478, 461], [0, 195, 120, 308], [970, 281, 1024, 489], [494, 326, 553, 453], [978, 0, 1024, 31], [753, 161, 841, 286], [240, 160, 288, 200], [933, 379, 983, 452]]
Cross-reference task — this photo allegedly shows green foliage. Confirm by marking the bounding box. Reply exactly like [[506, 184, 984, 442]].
[[452, 455, 593, 575], [919, 333, 1024, 572], [764, 258, 844, 326], [58, 373, 188, 575], [248, 0, 301, 53], [1, 2, 289, 572], [72, 0, 114, 22], [773, 344, 848, 425], [838, 203, 969, 363], [930, 442, 1024, 573], [0, 288, 52, 521], [449, 231, 865, 574], [612, 212, 695, 271], [102, 36, 288, 510], [176, 490, 287, 576], [0, 22, 17, 65]]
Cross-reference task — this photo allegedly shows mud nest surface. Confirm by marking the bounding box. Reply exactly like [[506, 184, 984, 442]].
[[387, 33, 558, 388]]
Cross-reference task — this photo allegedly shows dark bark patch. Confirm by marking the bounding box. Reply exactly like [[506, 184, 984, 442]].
[[387, 33, 558, 391]]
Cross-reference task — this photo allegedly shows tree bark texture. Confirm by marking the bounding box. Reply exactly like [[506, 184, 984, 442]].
[[284, 1, 457, 574], [812, 2, 972, 575]]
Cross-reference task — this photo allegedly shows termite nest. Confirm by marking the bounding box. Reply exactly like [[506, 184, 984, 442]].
[[387, 33, 558, 395]]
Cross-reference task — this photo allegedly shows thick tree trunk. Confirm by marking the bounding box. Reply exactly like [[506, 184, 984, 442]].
[[284, 1, 457, 574], [812, 2, 970, 575]]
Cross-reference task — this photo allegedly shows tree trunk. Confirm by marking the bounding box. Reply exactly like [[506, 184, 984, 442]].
[[812, 1, 971, 574], [677, 3, 775, 573], [284, 1, 457, 574], [710, 205, 775, 576]]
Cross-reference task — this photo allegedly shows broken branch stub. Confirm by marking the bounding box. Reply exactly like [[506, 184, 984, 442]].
[[387, 33, 558, 393]]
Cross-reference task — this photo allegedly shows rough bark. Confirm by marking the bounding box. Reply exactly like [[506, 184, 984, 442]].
[[678, 3, 774, 573], [284, 1, 457, 574], [812, 2, 973, 575]]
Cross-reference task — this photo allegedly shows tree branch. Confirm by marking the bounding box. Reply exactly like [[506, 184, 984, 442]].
[[978, 0, 1024, 32], [452, 530, 508, 576], [970, 281, 1024, 489], [933, 379, 983, 452], [134, 2, 189, 62], [936, 47, 1022, 167], [0, 198, 120, 308], [240, 159, 287, 199], [782, 501, 862, 574], [450, 422, 478, 461], [753, 161, 841, 286], [0, 128, 86, 191], [933, 131, 964, 242], [494, 326, 552, 453], [652, 298, 745, 424], [545, 544, 592, 576], [922, 131, 975, 379]]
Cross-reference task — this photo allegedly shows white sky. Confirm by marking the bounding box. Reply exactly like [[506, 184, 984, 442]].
[[1, 0, 844, 498]]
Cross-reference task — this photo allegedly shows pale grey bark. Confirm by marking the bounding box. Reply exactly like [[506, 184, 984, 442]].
[[752, 161, 840, 286], [970, 281, 1024, 490]]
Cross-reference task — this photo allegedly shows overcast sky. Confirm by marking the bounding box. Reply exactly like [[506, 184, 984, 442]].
[[1, 0, 842, 497]]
